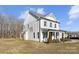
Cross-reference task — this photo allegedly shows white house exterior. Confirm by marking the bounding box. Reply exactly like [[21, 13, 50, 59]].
[[22, 11, 67, 42]]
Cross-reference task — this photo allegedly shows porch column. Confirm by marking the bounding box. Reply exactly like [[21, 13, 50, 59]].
[[55, 32, 56, 39], [40, 30, 43, 42], [47, 31, 49, 40], [58, 32, 61, 41]]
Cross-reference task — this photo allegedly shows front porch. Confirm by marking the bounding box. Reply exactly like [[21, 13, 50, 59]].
[[40, 29, 61, 43]]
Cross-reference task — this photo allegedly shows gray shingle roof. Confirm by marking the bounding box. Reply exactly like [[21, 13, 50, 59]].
[[29, 11, 45, 18], [29, 11, 60, 23], [34, 12, 45, 17]]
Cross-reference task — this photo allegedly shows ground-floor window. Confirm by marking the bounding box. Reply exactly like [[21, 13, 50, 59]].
[[33, 32, 35, 38], [56, 32, 59, 38], [52, 32, 55, 36], [37, 32, 39, 38], [56, 32, 59, 36], [42, 32, 48, 38], [62, 33, 64, 38]]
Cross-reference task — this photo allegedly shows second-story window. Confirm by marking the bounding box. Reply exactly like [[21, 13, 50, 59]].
[[44, 21, 47, 26], [50, 22, 52, 27], [54, 24, 57, 28]]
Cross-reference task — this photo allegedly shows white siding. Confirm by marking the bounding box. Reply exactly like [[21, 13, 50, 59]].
[[24, 12, 39, 41], [27, 21, 39, 41], [59, 32, 63, 39], [24, 31, 28, 40], [59, 32, 66, 39], [28, 20, 39, 41], [24, 12, 37, 26]]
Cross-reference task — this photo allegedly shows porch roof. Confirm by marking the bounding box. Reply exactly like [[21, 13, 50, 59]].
[[41, 28, 66, 32], [48, 29, 66, 32]]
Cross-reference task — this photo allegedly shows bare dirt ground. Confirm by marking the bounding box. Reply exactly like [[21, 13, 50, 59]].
[[0, 38, 79, 54]]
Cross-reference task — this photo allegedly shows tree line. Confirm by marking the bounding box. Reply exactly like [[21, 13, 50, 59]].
[[0, 14, 23, 38]]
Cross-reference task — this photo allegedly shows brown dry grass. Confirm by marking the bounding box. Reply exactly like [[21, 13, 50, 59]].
[[0, 38, 79, 54]]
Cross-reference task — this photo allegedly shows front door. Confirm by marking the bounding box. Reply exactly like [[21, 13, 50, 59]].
[[48, 32, 52, 43]]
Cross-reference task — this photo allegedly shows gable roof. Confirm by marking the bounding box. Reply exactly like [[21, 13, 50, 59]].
[[45, 13, 57, 21], [46, 13, 54, 17]]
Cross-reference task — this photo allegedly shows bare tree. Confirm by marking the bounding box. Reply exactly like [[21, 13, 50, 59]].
[[0, 14, 23, 39]]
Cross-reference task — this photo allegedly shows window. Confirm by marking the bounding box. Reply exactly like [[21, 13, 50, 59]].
[[52, 32, 55, 36], [54, 24, 57, 28], [37, 32, 39, 38], [62, 33, 64, 38], [29, 27, 33, 32], [56, 32, 59, 36], [43, 32, 47, 38], [33, 32, 35, 38], [44, 21, 47, 26], [28, 24, 29, 28], [50, 22, 52, 27]]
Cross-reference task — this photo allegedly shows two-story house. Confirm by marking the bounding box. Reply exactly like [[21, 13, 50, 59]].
[[22, 11, 67, 42]]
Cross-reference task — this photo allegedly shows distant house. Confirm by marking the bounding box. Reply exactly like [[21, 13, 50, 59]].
[[22, 11, 67, 42], [68, 32, 79, 39]]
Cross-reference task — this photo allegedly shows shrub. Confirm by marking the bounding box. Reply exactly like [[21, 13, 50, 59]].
[[60, 38, 70, 42], [52, 39, 60, 43]]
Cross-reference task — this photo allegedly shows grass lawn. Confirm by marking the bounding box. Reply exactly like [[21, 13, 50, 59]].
[[0, 38, 79, 54]]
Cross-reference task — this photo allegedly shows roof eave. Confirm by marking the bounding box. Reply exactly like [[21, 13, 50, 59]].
[[40, 17, 60, 24]]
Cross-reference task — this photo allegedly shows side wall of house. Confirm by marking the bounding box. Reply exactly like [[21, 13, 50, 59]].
[[59, 32, 66, 39], [28, 20, 39, 41], [24, 12, 40, 41]]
